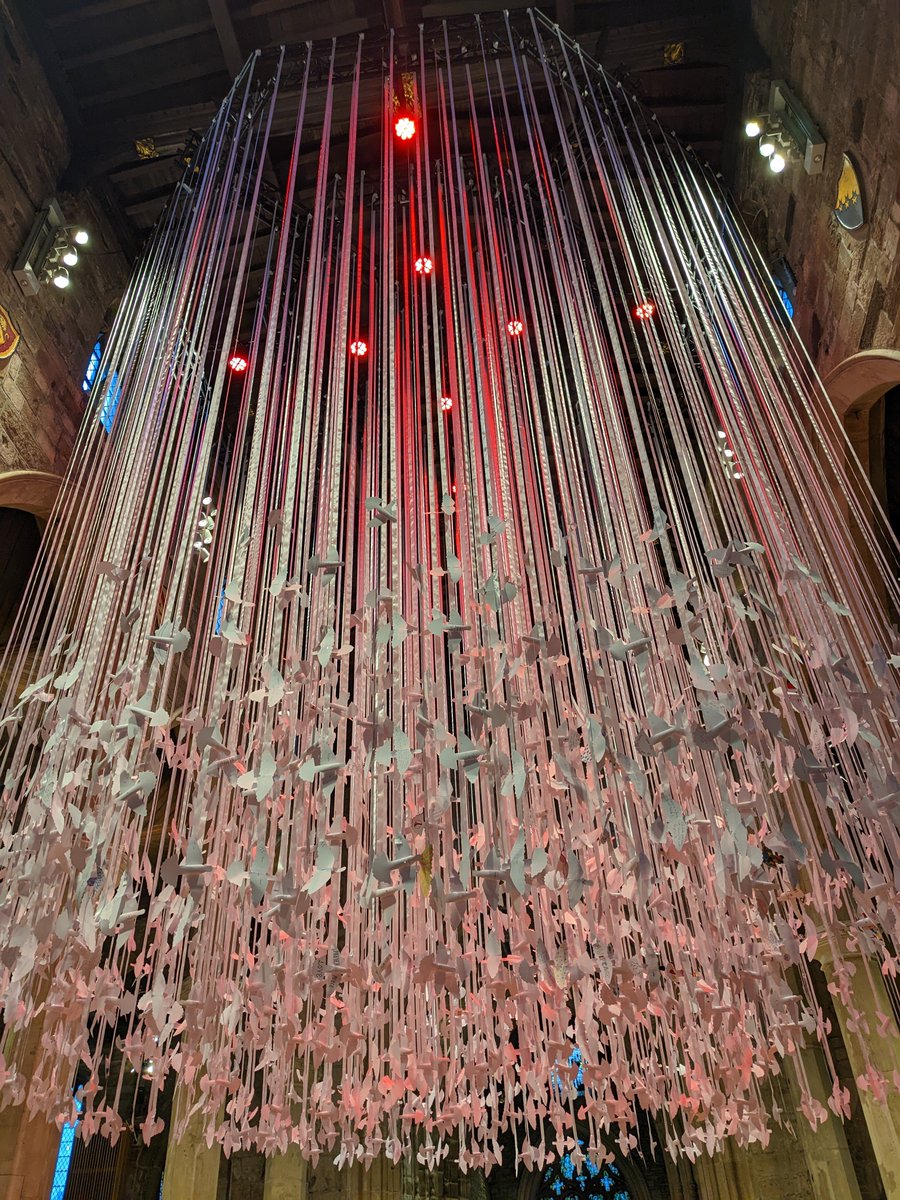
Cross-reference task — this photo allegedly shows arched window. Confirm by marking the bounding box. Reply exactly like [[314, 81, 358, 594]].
[[539, 1153, 633, 1199]]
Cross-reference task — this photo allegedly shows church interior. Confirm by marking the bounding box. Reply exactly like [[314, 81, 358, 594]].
[[1, 1, 899, 1200]]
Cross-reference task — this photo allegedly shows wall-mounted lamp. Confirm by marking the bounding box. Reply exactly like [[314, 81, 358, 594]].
[[13, 199, 90, 296], [744, 80, 826, 176]]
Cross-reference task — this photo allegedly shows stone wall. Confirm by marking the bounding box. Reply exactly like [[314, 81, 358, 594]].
[[734, 0, 900, 375], [0, 0, 129, 479]]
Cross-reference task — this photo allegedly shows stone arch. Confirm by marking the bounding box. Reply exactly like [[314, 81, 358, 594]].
[[823, 350, 900, 548], [823, 348, 900, 421], [0, 468, 63, 521], [823, 350, 900, 483], [0, 470, 63, 649]]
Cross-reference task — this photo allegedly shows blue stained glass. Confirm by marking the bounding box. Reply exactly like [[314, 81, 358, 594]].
[[214, 583, 227, 634], [540, 1140, 632, 1200], [81, 333, 122, 432], [48, 1100, 82, 1200], [98, 371, 122, 433], [776, 284, 795, 319], [551, 1047, 584, 1099], [82, 340, 103, 393]]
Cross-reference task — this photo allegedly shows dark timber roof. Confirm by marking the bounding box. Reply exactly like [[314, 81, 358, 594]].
[[23, 0, 754, 248]]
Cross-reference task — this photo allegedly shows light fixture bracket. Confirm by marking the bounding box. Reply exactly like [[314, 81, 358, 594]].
[[13, 199, 66, 295], [768, 80, 826, 175]]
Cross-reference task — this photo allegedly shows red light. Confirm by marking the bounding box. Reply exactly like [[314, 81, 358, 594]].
[[632, 300, 656, 321], [507, 318, 524, 337], [415, 256, 433, 275], [228, 352, 249, 373], [350, 340, 368, 357], [394, 116, 416, 141], [440, 395, 453, 412]]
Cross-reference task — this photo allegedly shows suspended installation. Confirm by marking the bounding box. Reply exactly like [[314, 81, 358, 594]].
[[1, 11, 899, 1173]]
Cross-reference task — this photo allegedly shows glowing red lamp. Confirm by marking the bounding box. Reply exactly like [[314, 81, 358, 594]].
[[507, 318, 524, 337], [228, 352, 249, 373], [415, 256, 434, 275], [394, 115, 416, 142], [632, 299, 656, 321], [350, 340, 368, 358], [440, 395, 453, 412]]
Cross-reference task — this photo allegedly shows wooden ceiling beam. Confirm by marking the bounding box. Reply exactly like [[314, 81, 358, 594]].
[[555, 0, 575, 37], [45, 0, 155, 28], [61, 19, 214, 69], [204, 0, 283, 189], [383, 0, 405, 33], [207, 0, 247, 75], [80, 62, 229, 109]]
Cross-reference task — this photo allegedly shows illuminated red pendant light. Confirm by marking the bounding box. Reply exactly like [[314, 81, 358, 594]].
[[633, 299, 656, 321], [394, 115, 416, 141]]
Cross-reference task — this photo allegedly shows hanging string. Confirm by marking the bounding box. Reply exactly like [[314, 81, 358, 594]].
[[0, 13, 898, 1173]]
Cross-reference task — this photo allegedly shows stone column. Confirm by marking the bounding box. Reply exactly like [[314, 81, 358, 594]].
[[784, 1048, 863, 1200], [347, 1156, 403, 1199], [0, 1015, 66, 1200], [263, 1145, 308, 1200], [401, 1152, 478, 1199], [160, 1086, 221, 1200], [818, 948, 900, 1199], [691, 1140, 749, 1200], [661, 1153, 699, 1200]]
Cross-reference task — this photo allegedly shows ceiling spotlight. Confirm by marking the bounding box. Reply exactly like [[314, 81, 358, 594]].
[[394, 115, 416, 142], [62, 247, 78, 267], [744, 119, 762, 138], [507, 318, 524, 337], [350, 339, 368, 357], [440, 395, 453, 411], [52, 268, 70, 289], [758, 139, 775, 158], [74, 229, 89, 245], [769, 153, 787, 174], [415, 255, 433, 275], [228, 352, 249, 373]]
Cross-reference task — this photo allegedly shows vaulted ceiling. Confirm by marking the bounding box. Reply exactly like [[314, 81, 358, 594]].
[[23, 0, 754, 249]]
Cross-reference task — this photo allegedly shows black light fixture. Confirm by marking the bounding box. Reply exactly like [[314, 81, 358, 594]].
[[13, 199, 89, 295]]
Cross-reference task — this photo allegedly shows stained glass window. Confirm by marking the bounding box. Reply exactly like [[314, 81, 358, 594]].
[[539, 1152, 632, 1200], [81, 334, 122, 433], [771, 256, 796, 321], [97, 372, 122, 433], [82, 339, 103, 394], [48, 1100, 81, 1200], [214, 584, 226, 634], [776, 284, 795, 319]]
